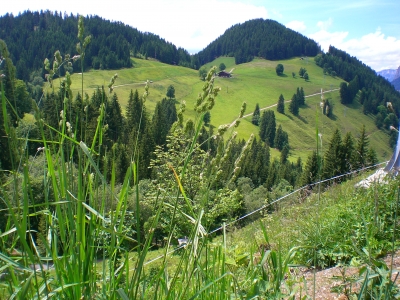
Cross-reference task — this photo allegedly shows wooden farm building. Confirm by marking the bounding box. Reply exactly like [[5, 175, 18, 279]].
[[217, 71, 232, 78]]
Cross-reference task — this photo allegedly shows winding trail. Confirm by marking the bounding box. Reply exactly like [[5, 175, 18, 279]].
[[229, 88, 340, 128]]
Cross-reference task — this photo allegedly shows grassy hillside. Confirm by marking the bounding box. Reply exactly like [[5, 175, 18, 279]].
[[61, 56, 391, 162]]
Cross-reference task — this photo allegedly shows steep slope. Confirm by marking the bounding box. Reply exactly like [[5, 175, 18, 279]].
[[61, 56, 391, 162], [193, 19, 320, 66], [315, 46, 400, 119]]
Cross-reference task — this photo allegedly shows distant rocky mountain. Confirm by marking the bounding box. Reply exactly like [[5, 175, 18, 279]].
[[395, 67, 400, 81], [393, 76, 400, 91], [378, 68, 398, 82]]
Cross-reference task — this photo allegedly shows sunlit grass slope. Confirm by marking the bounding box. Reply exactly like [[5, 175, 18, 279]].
[[60, 56, 390, 162]]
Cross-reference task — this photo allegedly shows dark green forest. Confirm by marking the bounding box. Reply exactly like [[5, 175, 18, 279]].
[[193, 19, 320, 65], [315, 46, 400, 146], [0, 10, 193, 79]]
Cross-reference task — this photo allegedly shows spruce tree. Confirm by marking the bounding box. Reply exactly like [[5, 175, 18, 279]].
[[299, 87, 305, 106], [151, 101, 168, 146], [280, 144, 289, 164], [353, 125, 369, 169], [342, 132, 355, 173], [259, 111, 268, 141], [106, 93, 123, 143], [300, 151, 320, 186], [126, 89, 145, 135], [260, 110, 276, 147], [289, 93, 299, 115], [274, 124, 288, 151], [252, 103, 260, 125], [322, 129, 343, 180], [277, 94, 285, 114]]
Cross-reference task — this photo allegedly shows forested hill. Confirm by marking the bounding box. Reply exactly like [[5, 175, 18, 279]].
[[192, 19, 320, 66], [314, 46, 400, 145], [0, 10, 193, 80]]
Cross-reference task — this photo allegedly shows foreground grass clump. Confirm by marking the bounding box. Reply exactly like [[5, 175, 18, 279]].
[[224, 175, 400, 297]]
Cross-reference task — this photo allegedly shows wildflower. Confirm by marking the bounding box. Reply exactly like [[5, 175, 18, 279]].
[[66, 122, 72, 133], [72, 55, 81, 62]]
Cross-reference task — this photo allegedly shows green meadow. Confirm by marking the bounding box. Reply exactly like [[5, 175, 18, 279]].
[[60, 56, 391, 163]]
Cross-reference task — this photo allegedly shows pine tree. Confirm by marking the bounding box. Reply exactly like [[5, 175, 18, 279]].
[[322, 129, 343, 180], [106, 93, 123, 143], [300, 151, 320, 186], [366, 148, 378, 168], [342, 132, 355, 173], [280, 144, 289, 164], [252, 103, 260, 125], [340, 82, 351, 104], [298, 87, 305, 106], [125, 89, 145, 135], [259, 110, 276, 146], [274, 124, 288, 151], [289, 93, 299, 115], [277, 94, 284, 114], [151, 101, 169, 146], [160, 97, 177, 129], [353, 125, 369, 169]]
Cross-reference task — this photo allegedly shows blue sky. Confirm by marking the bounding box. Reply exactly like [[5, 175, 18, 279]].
[[2, 0, 400, 71]]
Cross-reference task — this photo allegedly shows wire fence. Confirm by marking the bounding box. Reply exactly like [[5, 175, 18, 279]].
[[139, 160, 388, 268]]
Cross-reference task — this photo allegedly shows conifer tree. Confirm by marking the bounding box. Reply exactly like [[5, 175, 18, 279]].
[[366, 147, 378, 168], [259, 110, 276, 146], [280, 144, 289, 164], [300, 151, 320, 186], [299, 87, 305, 106], [151, 101, 169, 147], [126, 89, 145, 135], [289, 93, 299, 115], [353, 125, 369, 169], [277, 94, 284, 114], [340, 82, 351, 104], [160, 97, 177, 129], [106, 93, 123, 143], [342, 132, 355, 173], [274, 124, 289, 151], [322, 129, 343, 179], [252, 103, 260, 125]]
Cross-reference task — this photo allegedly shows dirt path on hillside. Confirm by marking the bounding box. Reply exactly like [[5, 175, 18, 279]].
[[229, 88, 339, 128]]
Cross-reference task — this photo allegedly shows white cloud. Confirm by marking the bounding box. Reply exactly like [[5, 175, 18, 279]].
[[316, 17, 333, 31], [309, 28, 400, 71], [285, 20, 306, 33], [309, 30, 348, 52]]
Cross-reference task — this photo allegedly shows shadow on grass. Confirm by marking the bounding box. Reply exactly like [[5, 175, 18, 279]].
[[327, 113, 337, 121], [277, 73, 288, 78], [296, 114, 308, 124], [285, 114, 293, 121]]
